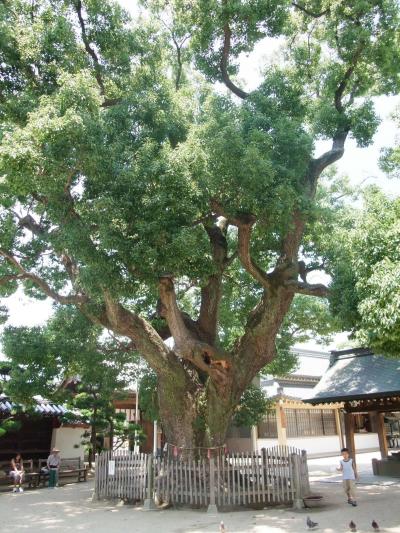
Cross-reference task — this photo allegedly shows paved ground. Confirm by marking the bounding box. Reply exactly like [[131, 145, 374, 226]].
[[0, 453, 399, 533], [309, 451, 400, 485]]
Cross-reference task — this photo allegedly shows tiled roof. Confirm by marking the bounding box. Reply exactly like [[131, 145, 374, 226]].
[[0, 395, 68, 416], [276, 374, 321, 386], [305, 350, 400, 404]]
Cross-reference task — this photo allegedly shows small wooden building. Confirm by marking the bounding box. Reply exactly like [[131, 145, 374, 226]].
[[305, 348, 400, 475], [0, 395, 87, 461]]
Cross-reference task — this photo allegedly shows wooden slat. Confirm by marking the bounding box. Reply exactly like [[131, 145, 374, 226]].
[[202, 457, 207, 506], [93, 447, 308, 507]]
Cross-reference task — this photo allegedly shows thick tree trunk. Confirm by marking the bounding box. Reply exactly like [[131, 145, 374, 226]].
[[157, 374, 235, 449], [154, 287, 296, 449], [155, 356, 233, 448], [156, 355, 245, 449]]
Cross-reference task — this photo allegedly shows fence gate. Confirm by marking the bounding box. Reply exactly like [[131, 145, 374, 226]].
[[154, 455, 210, 506], [214, 446, 298, 506], [95, 450, 148, 501], [95, 446, 309, 508]]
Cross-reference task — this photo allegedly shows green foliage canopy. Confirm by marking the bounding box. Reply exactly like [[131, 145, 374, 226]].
[[0, 0, 399, 445]]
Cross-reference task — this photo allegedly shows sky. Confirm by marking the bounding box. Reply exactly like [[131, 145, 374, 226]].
[[0, 1, 399, 358]]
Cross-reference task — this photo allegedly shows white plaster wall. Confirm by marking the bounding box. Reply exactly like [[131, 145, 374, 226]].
[[227, 433, 380, 457], [256, 436, 341, 457], [287, 436, 341, 457], [51, 427, 85, 460], [255, 438, 278, 450], [355, 432, 379, 451], [256, 433, 379, 458]]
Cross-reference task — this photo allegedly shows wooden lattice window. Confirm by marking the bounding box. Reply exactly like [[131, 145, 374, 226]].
[[257, 410, 278, 438], [285, 408, 337, 437]]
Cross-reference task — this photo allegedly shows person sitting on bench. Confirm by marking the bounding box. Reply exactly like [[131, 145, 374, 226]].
[[10, 453, 24, 493], [47, 448, 61, 488]]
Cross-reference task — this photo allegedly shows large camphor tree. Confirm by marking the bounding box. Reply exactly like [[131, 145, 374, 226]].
[[0, 0, 398, 448]]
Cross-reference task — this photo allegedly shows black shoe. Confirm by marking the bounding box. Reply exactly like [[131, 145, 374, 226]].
[[351, 501, 358, 507], [348, 499, 352, 504]]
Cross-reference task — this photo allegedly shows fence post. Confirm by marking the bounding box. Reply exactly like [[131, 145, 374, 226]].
[[301, 450, 310, 496], [291, 453, 304, 510], [143, 454, 156, 510], [207, 457, 218, 514], [92, 452, 99, 501]]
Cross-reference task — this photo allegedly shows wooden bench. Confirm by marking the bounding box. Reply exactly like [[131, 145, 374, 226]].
[[0, 459, 36, 487], [37, 457, 87, 486]]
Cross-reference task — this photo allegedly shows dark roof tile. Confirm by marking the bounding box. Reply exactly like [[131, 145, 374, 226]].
[[305, 353, 400, 403]]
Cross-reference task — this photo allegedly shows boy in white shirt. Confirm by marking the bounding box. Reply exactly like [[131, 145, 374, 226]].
[[337, 447, 358, 506]]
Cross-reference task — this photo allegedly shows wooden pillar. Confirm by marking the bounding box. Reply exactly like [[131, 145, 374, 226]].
[[335, 408, 345, 449], [373, 411, 388, 459], [344, 412, 356, 465], [276, 401, 287, 446]]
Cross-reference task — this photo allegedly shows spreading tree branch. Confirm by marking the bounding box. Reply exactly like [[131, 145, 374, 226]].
[[292, 2, 330, 18], [171, 34, 189, 91], [284, 279, 330, 297], [211, 200, 271, 289], [158, 274, 193, 347], [198, 222, 229, 344], [74, 0, 105, 95], [159, 275, 230, 378], [0, 249, 87, 305], [0, 273, 25, 286], [334, 44, 364, 113], [73, 0, 120, 108], [101, 291, 170, 373], [220, 22, 249, 99], [310, 128, 349, 176]]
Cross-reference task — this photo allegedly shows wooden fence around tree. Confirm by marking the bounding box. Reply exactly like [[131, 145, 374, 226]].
[[95, 446, 310, 509]]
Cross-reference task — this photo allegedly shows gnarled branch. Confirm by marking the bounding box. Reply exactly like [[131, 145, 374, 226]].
[[211, 200, 271, 289], [198, 223, 229, 344], [310, 128, 349, 176], [159, 275, 230, 379], [159, 274, 192, 347], [102, 290, 169, 373], [284, 279, 330, 297], [237, 219, 271, 289]]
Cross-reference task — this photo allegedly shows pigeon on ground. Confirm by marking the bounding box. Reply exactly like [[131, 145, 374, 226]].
[[306, 516, 318, 529], [372, 520, 380, 531], [349, 521, 357, 532], [220, 521, 226, 532]]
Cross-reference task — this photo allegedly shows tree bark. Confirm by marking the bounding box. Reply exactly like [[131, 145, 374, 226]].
[[156, 361, 235, 449]]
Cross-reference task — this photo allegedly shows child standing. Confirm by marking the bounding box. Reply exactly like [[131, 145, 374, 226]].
[[337, 447, 358, 506]]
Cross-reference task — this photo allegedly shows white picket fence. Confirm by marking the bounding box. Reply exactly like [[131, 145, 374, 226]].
[[95, 446, 310, 508]]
